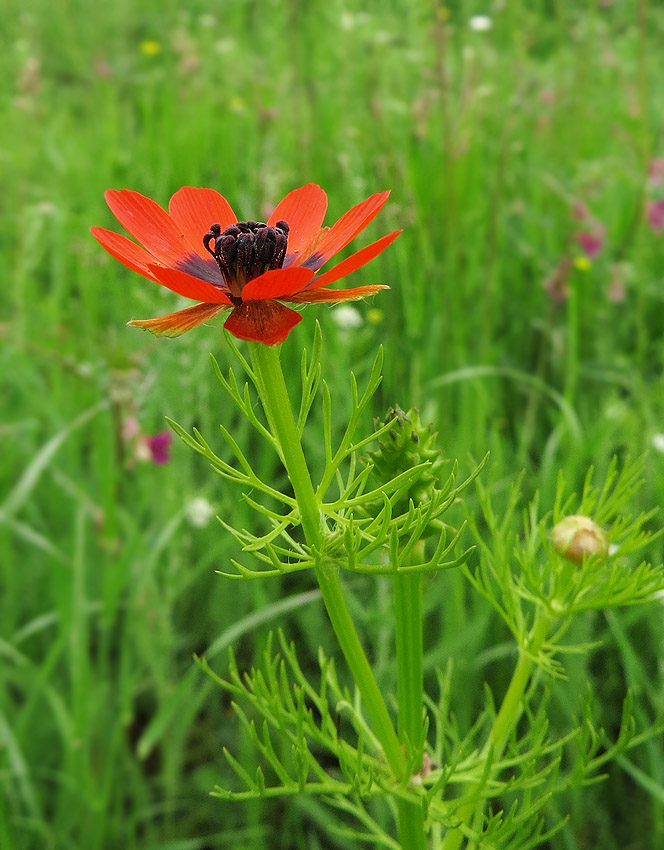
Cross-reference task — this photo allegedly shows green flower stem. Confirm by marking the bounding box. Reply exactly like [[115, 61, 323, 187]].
[[314, 560, 406, 780], [249, 342, 322, 547], [441, 610, 552, 850], [393, 540, 427, 850], [247, 342, 405, 781], [484, 612, 551, 758]]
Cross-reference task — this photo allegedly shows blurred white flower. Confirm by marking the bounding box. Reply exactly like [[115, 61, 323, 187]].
[[186, 497, 215, 528], [341, 11, 368, 31], [214, 38, 235, 55], [469, 15, 492, 31], [603, 400, 626, 421], [332, 305, 363, 330], [341, 11, 355, 30], [652, 434, 664, 453]]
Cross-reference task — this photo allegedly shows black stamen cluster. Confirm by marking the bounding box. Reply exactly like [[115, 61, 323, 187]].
[[203, 220, 290, 304]]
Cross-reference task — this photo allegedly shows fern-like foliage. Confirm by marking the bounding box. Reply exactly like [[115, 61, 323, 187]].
[[169, 323, 482, 580], [201, 627, 661, 849], [174, 327, 664, 848]]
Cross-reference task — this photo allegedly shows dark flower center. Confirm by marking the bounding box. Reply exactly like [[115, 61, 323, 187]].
[[203, 220, 290, 305]]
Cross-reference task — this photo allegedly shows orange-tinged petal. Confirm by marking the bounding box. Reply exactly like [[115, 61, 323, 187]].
[[91, 227, 160, 281], [241, 266, 315, 301], [301, 191, 391, 271], [224, 301, 302, 345], [168, 187, 237, 260], [308, 230, 402, 289], [267, 184, 328, 266], [147, 264, 232, 304], [105, 189, 199, 268], [128, 302, 227, 338], [286, 284, 388, 303]]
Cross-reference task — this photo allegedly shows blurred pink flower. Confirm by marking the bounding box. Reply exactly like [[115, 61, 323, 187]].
[[648, 158, 664, 188], [608, 263, 627, 303], [121, 415, 141, 442], [143, 431, 173, 465], [646, 200, 664, 234], [607, 263, 631, 304], [571, 199, 590, 221], [94, 57, 113, 79], [576, 228, 605, 258]]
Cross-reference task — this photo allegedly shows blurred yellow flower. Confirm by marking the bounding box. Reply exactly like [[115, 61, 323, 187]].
[[367, 308, 384, 325], [573, 256, 591, 271], [229, 96, 247, 113], [140, 40, 162, 57]]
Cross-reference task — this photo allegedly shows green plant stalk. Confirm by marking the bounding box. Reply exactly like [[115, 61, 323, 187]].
[[247, 342, 405, 781], [564, 277, 579, 410], [393, 539, 427, 850], [441, 610, 552, 850]]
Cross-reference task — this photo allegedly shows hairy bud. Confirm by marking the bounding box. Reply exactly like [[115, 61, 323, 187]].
[[551, 515, 609, 564]]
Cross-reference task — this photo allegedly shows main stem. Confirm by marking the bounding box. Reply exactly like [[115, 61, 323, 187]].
[[248, 342, 405, 782], [441, 610, 551, 850], [393, 539, 427, 850]]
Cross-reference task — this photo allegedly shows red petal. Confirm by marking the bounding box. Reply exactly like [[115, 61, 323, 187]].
[[308, 230, 401, 289], [267, 184, 328, 266], [241, 266, 315, 301], [287, 284, 388, 303], [301, 191, 391, 271], [224, 301, 302, 345], [91, 227, 160, 281], [168, 187, 237, 260], [105, 189, 197, 267], [147, 264, 233, 304], [127, 302, 227, 338]]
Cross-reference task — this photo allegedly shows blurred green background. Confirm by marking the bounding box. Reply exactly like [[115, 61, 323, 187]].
[[2, 0, 664, 847]]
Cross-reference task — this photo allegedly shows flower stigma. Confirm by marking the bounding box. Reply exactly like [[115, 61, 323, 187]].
[[203, 219, 290, 304]]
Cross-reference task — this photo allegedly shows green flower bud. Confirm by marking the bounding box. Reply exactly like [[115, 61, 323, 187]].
[[367, 405, 445, 510], [551, 515, 609, 565]]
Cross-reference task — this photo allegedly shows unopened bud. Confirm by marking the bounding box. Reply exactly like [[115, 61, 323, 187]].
[[366, 405, 445, 515], [551, 515, 609, 564]]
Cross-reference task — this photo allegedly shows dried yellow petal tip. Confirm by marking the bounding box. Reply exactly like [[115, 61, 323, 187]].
[[551, 515, 609, 564]]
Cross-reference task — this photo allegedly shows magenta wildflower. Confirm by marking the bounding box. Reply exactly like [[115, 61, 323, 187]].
[[646, 200, 664, 234], [143, 431, 173, 464], [576, 228, 604, 259]]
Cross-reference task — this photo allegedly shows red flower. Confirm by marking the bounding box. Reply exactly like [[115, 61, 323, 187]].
[[91, 184, 400, 345]]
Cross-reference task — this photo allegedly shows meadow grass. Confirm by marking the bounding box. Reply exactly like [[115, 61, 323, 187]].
[[2, 0, 664, 847]]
